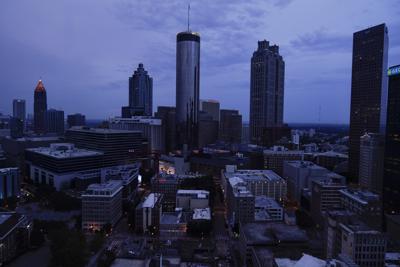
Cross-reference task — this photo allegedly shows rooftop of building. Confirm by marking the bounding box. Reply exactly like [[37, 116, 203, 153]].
[[83, 180, 123, 196], [156, 173, 203, 181], [264, 146, 304, 155], [101, 163, 140, 184], [193, 208, 211, 220], [326, 209, 355, 218], [110, 116, 162, 125], [225, 169, 284, 183], [275, 254, 326, 267], [312, 175, 346, 187], [339, 188, 379, 204], [340, 219, 381, 234], [313, 150, 348, 158], [26, 143, 103, 159], [139, 193, 162, 208], [177, 189, 209, 199], [0, 167, 19, 174], [242, 222, 308, 245], [233, 185, 253, 197], [67, 126, 140, 134], [284, 161, 327, 170], [228, 176, 246, 187], [9, 136, 60, 142], [255, 196, 282, 209], [160, 209, 185, 225]]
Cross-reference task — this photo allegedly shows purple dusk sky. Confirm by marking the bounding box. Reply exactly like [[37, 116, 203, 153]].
[[0, 0, 399, 123]]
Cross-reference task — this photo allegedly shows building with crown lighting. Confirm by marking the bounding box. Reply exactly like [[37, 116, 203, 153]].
[[33, 80, 47, 134]]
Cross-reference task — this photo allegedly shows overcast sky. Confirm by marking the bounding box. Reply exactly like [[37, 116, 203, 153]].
[[1, 0, 399, 123]]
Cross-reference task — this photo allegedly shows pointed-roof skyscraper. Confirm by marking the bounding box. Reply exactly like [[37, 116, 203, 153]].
[[34, 80, 47, 134]]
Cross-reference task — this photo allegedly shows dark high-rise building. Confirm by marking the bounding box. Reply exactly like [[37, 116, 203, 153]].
[[176, 31, 200, 150], [249, 40, 285, 145], [359, 133, 384, 194], [198, 111, 218, 148], [33, 80, 47, 134], [200, 99, 220, 122], [348, 24, 388, 181], [10, 117, 24, 139], [45, 109, 64, 135], [155, 106, 176, 153], [12, 99, 26, 125], [219, 109, 242, 144], [383, 65, 400, 214], [67, 113, 86, 128], [122, 63, 153, 118], [65, 127, 146, 167]]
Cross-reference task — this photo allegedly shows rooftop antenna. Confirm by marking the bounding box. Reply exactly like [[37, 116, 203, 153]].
[[187, 3, 190, 32]]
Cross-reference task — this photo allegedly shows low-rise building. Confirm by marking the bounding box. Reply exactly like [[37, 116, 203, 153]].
[[222, 167, 287, 201], [160, 208, 188, 237], [65, 127, 146, 167], [135, 193, 163, 233], [325, 210, 356, 259], [311, 151, 348, 172], [109, 116, 164, 154], [339, 189, 381, 229], [226, 176, 255, 225], [193, 207, 211, 221], [340, 220, 386, 267], [81, 180, 123, 231], [1, 135, 61, 178], [311, 174, 347, 225], [240, 222, 308, 264], [151, 173, 203, 211], [26, 143, 104, 190], [263, 146, 304, 176], [176, 190, 209, 211], [254, 196, 283, 222], [0, 212, 32, 265], [190, 151, 250, 177], [158, 154, 190, 175], [100, 163, 140, 200], [283, 161, 330, 203]]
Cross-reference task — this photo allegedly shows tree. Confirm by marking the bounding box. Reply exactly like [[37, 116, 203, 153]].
[[187, 220, 212, 237], [89, 233, 105, 253], [49, 191, 81, 211], [48, 229, 88, 267], [101, 223, 112, 235], [30, 228, 45, 248]]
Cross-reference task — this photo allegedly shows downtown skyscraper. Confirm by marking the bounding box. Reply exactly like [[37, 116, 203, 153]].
[[175, 31, 200, 150], [383, 64, 400, 214], [12, 99, 26, 122], [34, 80, 47, 134], [122, 63, 153, 118], [348, 24, 388, 182], [249, 40, 285, 146]]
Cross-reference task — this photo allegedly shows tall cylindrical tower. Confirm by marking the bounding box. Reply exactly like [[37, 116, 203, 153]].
[[176, 31, 200, 150]]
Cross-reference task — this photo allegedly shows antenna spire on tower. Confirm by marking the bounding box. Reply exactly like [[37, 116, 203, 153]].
[[187, 3, 190, 32]]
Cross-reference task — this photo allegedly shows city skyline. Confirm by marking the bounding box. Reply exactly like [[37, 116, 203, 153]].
[[1, 0, 400, 123]]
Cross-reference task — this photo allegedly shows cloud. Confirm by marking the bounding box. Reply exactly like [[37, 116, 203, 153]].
[[1, 0, 400, 124], [290, 30, 351, 53]]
